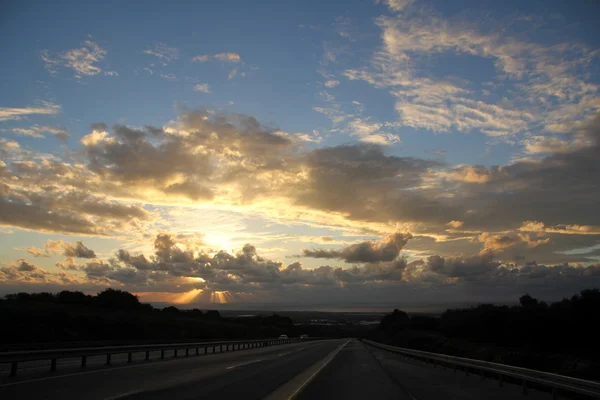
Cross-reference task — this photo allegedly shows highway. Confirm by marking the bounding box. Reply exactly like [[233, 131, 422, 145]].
[[0, 339, 555, 399], [299, 340, 550, 400]]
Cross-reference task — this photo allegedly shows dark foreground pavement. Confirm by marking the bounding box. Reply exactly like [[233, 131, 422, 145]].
[[0, 340, 343, 400], [1, 339, 557, 400]]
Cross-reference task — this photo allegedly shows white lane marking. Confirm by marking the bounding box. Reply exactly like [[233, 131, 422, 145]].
[[278, 351, 292, 357], [288, 339, 350, 399], [0, 341, 309, 388], [225, 359, 263, 370], [103, 390, 143, 400], [0, 361, 161, 388]]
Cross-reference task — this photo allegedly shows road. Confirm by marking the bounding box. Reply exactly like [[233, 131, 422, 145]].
[[0, 339, 554, 400], [0, 343, 255, 377], [299, 340, 551, 400]]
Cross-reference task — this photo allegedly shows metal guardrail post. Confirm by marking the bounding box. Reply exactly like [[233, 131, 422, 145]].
[[362, 339, 600, 399], [1, 338, 329, 379]]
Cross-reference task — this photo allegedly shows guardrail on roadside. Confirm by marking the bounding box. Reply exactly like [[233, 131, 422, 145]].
[[1, 337, 314, 377], [363, 339, 600, 399]]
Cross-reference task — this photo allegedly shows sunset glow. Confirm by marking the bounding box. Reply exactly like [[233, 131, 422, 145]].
[[1, 0, 599, 309]]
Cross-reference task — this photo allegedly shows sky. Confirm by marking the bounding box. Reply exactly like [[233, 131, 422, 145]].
[[1, 0, 600, 311]]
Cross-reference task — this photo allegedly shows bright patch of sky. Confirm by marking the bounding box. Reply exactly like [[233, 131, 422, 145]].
[[1, 0, 599, 308]]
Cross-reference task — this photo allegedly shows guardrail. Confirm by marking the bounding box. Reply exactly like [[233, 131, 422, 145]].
[[363, 339, 600, 399], [1, 337, 305, 377]]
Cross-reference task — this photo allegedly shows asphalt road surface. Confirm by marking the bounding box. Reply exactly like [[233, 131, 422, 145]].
[[1, 339, 556, 400], [299, 340, 550, 400]]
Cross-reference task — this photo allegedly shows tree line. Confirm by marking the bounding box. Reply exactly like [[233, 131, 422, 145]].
[[370, 288, 600, 380], [0, 289, 294, 348]]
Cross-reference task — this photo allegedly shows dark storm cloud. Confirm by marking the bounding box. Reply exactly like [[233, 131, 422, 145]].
[[63, 241, 96, 259], [302, 232, 412, 263], [0, 190, 100, 235], [453, 114, 600, 230], [425, 253, 501, 278], [294, 144, 452, 225], [0, 182, 151, 236]]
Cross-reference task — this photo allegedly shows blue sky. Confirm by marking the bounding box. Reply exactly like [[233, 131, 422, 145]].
[[1, 0, 599, 310]]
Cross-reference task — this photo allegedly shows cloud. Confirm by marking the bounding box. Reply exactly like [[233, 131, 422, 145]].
[[192, 52, 241, 63], [519, 221, 600, 236], [343, 8, 599, 138], [27, 240, 97, 258], [42, 40, 108, 78], [2, 125, 69, 141], [478, 232, 520, 253], [347, 118, 401, 145], [49, 240, 97, 258], [446, 165, 493, 184], [0, 102, 61, 121], [2, 234, 599, 308], [302, 232, 412, 263], [296, 130, 323, 143], [143, 42, 179, 65], [375, 0, 414, 12], [521, 134, 589, 155], [325, 80, 340, 88], [0, 162, 153, 236], [2, 107, 599, 269], [160, 73, 177, 81], [25, 247, 48, 257], [447, 220, 464, 229], [193, 83, 211, 93]]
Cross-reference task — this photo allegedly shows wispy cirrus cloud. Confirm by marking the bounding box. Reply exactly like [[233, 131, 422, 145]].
[[375, 0, 413, 12], [2, 125, 69, 141], [0, 102, 61, 122], [192, 52, 241, 63], [41, 40, 109, 78], [192, 83, 211, 93], [143, 42, 179, 65], [342, 5, 599, 144]]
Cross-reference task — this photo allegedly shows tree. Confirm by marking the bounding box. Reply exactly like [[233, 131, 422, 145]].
[[57, 291, 91, 305], [95, 289, 140, 310], [379, 309, 410, 332]]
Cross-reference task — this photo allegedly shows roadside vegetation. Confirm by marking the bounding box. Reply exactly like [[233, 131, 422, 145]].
[[369, 289, 600, 380]]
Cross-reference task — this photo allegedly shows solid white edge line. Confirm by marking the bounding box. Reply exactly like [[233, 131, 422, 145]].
[[103, 389, 143, 400], [225, 359, 263, 369], [288, 339, 350, 400]]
